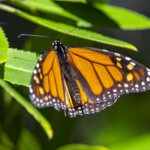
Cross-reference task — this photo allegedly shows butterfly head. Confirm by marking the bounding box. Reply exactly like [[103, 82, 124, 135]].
[[52, 39, 62, 50], [52, 39, 66, 57]]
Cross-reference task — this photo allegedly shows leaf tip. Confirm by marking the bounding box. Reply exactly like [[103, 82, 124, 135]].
[[126, 43, 137, 51], [47, 130, 53, 140]]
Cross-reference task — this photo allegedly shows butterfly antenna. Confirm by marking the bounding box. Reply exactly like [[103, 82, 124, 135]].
[[18, 34, 49, 38], [57, 27, 80, 40]]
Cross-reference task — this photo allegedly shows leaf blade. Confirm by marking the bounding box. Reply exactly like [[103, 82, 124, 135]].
[[11, 0, 150, 30], [0, 27, 9, 64], [4, 48, 38, 86], [94, 3, 150, 30], [55, 0, 87, 3], [109, 133, 150, 150], [18, 129, 42, 150], [0, 4, 137, 50], [11, 0, 92, 27], [58, 144, 109, 150], [0, 79, 53, 139]]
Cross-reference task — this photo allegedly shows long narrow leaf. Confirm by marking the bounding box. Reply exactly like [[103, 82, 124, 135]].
[[0, 79, 53, 139], [0, 4, 137, 50], [12, 0, 91, 27], [0, 27, 8, 64], [58, 144, 109, 150], [56, 0, 87, 3], [10, 0, 150, 30], [94, 3, 150, 30]]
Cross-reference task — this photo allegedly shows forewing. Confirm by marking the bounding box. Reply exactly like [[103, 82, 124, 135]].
[[29, 50, 66, 110], [67, 47, 150, 104]]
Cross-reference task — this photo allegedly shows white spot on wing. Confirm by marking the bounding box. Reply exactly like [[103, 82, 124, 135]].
[[125, 57, 131, 61], [36, 98, 39, 102], [147, 77, 150, 82], [103, 49, 108, 52], [131, 62, 136, 66], [33, 69, 37, 74], [114, 53, 120, 56], [29, 87, 33, 93], [141, 82, 145, 85], [32, 94, 35, 99], [135, 84, 139, 88], [113, 89, 117, 92], [36, 63, 39, 68]]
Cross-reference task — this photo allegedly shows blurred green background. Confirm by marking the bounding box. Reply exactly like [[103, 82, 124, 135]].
[[1, 0, 150, 150]]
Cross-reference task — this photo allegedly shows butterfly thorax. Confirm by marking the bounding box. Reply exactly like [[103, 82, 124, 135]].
[[52, 39, 67, 59]]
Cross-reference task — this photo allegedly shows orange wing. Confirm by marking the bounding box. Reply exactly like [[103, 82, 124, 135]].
[[29, 46, 150, 118], [67, 47, 150, 108], [74, 79, 118, 116], [29, 50, 66, 110]]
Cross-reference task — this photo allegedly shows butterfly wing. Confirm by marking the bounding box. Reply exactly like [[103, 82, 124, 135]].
[[29, 45, 150, 118], [74, 79, 119, 116], [29, 50, 66, 110], [67, 47, 150, 109]]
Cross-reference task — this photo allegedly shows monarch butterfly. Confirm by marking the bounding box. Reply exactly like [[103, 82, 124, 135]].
[[29, 40, 150, 117]]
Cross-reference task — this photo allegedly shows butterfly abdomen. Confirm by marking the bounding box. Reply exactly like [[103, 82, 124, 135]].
[[61, 61, 81, 105], [66, 79, 81, 104]]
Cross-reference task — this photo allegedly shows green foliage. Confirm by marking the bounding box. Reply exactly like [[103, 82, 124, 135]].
[[1, 0, 150, 50], [53, 0, 87, 3], [4, 48, 39, 86], [9, 0, 150, 30], [58, 144, 109, 150], [0, 4, 136, 50], [94, 4, 150, 30], [17, 129, 42, 150], [109, 133, 150, 150], [12, 0, 92, 28], [0, 0, 150, 150], [0, 128, 14, 150], [0, 27, 8, 64], [0, 79, 53, 139]]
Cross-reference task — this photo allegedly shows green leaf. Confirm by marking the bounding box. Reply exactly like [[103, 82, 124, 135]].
[[18, 129, 42, 150], [0, 27, 9, 64], [55, 0, 87, 3], [58, 144, 109, 150], [93, 0, 108, 4], [0, 4, 137, 50], [11, 0, 92, 27], [0, 127, 14, 150], [0, 145, 12, 150], [0, 79, 53, 139], [109, 133, 150, 150], [4, 48, 38, 87], [0, 134, 14, 148], [94, 3, 150, 30], [11, 0, 150, 30]]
